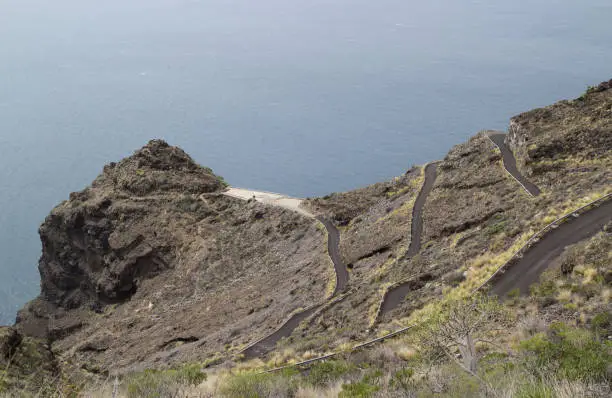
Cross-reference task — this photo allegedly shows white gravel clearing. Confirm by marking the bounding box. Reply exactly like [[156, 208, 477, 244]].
[[223, 187, 314, 218]]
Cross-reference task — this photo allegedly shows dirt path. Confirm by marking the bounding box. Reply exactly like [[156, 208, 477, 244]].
[[379, 162, 439, 316], [487, 132, 541, 197], [491, 198, 612, 297]]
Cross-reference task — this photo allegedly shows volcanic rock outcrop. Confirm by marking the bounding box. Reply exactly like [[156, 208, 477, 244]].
[[16, 140, 331, 372]]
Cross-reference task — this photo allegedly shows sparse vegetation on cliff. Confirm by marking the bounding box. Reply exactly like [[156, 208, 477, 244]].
[[2, 81, 612, 397]]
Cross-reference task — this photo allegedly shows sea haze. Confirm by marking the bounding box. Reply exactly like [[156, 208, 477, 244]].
[[1, 0, 611, 323]]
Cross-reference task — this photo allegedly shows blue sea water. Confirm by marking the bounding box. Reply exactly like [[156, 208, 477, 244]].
[[1, 0, 611, 324]]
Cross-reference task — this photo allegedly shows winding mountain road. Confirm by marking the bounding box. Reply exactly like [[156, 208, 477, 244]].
[[487, 132, 541, 197], [316, 217, 349, 295], [242, 217, 349, 358], [242, 305, 321, 358], [231, 160, 609, 359], [263, 195, 612, 373], [379, 162, 439, 316], [491, 198, 612, 297], [224, 187, 349, 358]]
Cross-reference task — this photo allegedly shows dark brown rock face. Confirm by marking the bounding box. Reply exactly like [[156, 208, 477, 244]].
[[507, 78, 612, 172], [40, 140, 224, 309], [15, 139, 330, 373], [0, 327, 22, 359], [38, 200, 167, 309], [18, 140, 226, 336]]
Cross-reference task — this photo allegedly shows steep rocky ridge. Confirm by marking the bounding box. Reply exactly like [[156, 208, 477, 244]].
[[4, 81, 611, 392], [508, 78, 612, 192], [288, 81, 611, 355], [15, 140, 331, 375]]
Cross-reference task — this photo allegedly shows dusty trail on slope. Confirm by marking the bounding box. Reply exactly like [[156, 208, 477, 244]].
[[380, 163, 438, 316], [487, 132, 541, 196], [491, 198, 612, 297]]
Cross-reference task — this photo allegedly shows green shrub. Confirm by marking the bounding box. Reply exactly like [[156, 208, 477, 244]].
[[125, 364, 206, 398], [577, 85, 597, 101], [591, 312, 611, 335], [217, 175, 229, 187], [529, 279, 557, 298], [507, 288, 521, 299], [221, 370, 298, 398], [179, 363, 208, 385], [562, 303, 577, 311], [519, 323, 611, 382], [339, 381, 379, 398], [221, 373, 270, 398], [389, 368, 415, 392], [481, 352, 515, 375], [126, 370, 177, 398], [0, 370, 7, 393], [486, 220, 508, 236], [515, 381, 553, 398], [304, 360, 354, 386]]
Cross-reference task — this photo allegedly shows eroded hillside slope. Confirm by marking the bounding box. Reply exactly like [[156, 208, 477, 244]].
[[288, 82, 611, 359], [16, 140, 332, 374], [3, 81, 611, 397]]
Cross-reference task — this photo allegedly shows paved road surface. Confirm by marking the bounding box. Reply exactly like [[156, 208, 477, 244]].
[[317, 217, 349, 294], [241, 217, 350, 358], [407, 163, 439, 257], [380, 162, 439, 316], [487, 132, 541, 196], [491, 198, 612, 297], [225, 187, 348, 357], [242, 305, 321, 359]]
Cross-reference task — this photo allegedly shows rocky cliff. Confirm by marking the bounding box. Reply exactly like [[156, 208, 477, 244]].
[[15, 139, 332, 375], [6, 81, 612, 393], [296, 80, 611, 345]]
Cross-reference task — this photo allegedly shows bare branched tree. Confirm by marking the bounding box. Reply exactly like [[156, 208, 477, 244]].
[[418, 294, 510, 378]]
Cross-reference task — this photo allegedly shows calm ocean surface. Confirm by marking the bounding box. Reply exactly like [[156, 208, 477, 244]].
[[1, 0, 611, 323]]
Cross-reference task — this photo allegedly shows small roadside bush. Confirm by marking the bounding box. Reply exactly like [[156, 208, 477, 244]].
[[125, 364, 206, 398], [519, 323, 611, 382], [591, 312, 611, 336], [304, 359, 354, 386], [486, 220, 508, 236], [389, 368, 416, 393], [515, 381, 554, 398], [0, 370, 7, 393], [339, 380, 379, 398], [529, 278, 557, 299], [220, 370, 298, 398]]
